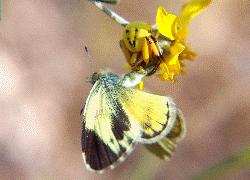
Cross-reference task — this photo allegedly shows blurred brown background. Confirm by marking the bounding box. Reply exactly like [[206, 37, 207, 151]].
[[0, 0, 249, 179]]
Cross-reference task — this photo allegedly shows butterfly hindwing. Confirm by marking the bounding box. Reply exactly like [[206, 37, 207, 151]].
[[119, 87, 177, 144], [144, 109, 186, 159]]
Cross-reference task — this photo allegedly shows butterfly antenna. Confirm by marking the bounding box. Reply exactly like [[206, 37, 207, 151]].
[[89, 0, 129, 27], [83, 44, 92, 58]]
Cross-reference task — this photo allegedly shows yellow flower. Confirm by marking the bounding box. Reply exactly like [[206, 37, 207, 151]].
[[157, 0, 212, 41], [156, 0, 211, 80]]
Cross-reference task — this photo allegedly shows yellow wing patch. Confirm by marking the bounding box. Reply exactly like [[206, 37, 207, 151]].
[[120, 87, 177, 144]]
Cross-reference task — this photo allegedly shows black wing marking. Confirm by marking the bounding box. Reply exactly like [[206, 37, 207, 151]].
[[166, 109, 186, 142], [82, 121, 119, 171], [82, 116, 134, 171], [144, 109, 186, 159]]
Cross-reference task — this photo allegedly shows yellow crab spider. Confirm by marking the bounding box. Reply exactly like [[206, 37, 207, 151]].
[[120, 21, 178, 83], [120, 21, 163, 72]]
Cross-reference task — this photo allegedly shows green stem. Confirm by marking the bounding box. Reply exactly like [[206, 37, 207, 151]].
[[0, 0, 2, 20], [193, 146, 250, 180]]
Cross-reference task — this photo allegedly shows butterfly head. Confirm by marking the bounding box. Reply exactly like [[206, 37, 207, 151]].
[[88, 72, 100, 85], [88, 72, 120, 85]]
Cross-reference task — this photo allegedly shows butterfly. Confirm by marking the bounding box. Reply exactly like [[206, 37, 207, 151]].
[[81, 70, 185, 173]]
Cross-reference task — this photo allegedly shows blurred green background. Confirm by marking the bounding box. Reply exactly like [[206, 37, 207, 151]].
[[0, 0, 249, 179]]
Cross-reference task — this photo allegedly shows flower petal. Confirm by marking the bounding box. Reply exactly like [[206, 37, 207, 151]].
[[164, 43, 185, 76], [156, 6, 177, 40], [175, 0, 212, 40]]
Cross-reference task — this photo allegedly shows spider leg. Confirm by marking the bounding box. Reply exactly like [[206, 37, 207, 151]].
[[142, 38, 150, 64], [144, 36, 163, 76], [131, 53, 140, 67], [155, 31, 161, 39], [120, 40, 133, 65], [142, 35, 160, 65], [147, 35, 162, 57], [120, 40, 144, 71]]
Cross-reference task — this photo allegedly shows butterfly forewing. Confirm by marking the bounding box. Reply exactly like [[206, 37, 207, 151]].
[[81, 79, 135, 172]]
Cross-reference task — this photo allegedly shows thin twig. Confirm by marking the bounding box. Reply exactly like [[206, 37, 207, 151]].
[[90, 1, 129, 27], [91, 0, 120, 4]]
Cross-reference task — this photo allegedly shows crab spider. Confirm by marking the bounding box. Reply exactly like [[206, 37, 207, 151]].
[[120, 21, 162, 70], [120, 21, 179, 81]]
